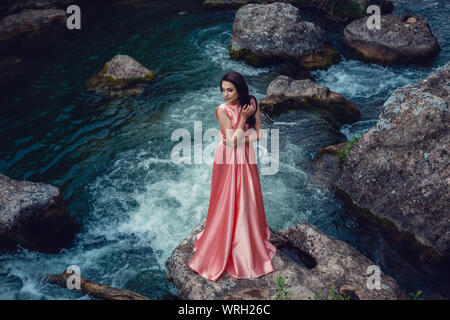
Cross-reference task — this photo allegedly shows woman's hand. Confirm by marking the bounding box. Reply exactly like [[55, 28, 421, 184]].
[[241, 100, 256, 119]]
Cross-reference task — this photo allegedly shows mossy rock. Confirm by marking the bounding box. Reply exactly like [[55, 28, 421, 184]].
[[86, 63, 155, 91], [229, 43, 284, 67], [329, 0, 366, 20], [229, 42, 340, 70], [261, 97, 360, 127], [316, 141, 354, 162], [297, 46, 341, 70]]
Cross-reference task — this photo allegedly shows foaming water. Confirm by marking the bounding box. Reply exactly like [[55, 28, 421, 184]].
[[312, 59, 431, 118]]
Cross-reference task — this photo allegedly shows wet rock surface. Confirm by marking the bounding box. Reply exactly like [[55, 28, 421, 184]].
[[230, 2, 340, 69], [86, 54, 155, 96], [342, 13, 440, 65], [166, 219, 407, 300], [0, 174, 79, 253], [336, 62, 450, 260], [259, 75, 361, 126]]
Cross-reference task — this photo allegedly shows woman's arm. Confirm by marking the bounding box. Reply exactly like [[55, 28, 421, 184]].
[[221, 100, 262, 146], [217, 108, 248, 148], [249, 100, 263, 142]]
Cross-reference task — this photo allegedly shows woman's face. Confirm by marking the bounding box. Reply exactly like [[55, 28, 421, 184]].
[[221, 80, 239, 104]]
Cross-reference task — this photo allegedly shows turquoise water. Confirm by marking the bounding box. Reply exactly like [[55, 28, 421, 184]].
[[0, 0, 448, 299]]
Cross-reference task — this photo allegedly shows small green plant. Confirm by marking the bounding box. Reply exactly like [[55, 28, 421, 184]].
[[328, 285, 351, 300], [328, 288, 341, 300], [275, 276, 291, 300], [341, 291, 352, 300], [307, 286, 352, 300], [336, 134, 361, 162], [307, 292, 322, 300], [409, 290, 423, 300]]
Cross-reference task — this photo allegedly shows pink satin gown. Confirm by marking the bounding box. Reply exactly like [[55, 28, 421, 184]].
[[187, 101, 276, 282]]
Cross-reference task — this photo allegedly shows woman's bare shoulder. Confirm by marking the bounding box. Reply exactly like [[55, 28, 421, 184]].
[[216, 104, 230, 120]]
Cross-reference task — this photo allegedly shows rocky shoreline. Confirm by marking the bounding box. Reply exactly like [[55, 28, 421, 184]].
[[166, 219, 407, 300], [335, 62, 450, 264]]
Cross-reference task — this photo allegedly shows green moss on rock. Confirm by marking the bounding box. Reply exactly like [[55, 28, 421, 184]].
[[229, 42, 284, 67], [86, 62, 155, 90], [335, 136, 360, 162], [330, 0, 366, 20], [230, 42, 340, 70]]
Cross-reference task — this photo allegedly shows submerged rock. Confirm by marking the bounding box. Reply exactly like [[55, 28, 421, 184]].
[[86, 54, 155, 96], [229, 2, 340, 70], [166, 219, 407, 300], [342, 13, 440, 65], [259, 75, 361, 126], [336, 62, 450, 261], [0, 174, 79, 253], [0, 55, 27, 84]]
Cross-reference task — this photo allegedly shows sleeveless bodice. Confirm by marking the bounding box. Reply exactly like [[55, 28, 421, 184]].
[[216, 103, 251, 139]]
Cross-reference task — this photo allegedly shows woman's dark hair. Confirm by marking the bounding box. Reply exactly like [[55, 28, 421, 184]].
[[220, 71, 257, 129]]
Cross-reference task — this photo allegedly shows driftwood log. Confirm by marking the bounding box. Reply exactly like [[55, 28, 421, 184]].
[[45, 270, 150, 300]]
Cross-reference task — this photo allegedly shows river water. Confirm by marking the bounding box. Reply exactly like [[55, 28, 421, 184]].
[[0, 0, 448, 299]]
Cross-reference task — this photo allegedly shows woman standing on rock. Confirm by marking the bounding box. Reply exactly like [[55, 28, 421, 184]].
[[188, 71, 276, 282]]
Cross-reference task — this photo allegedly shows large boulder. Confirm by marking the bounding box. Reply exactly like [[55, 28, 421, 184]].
[[336, 62, 450, 261], [342, 13, 440, 65], [229, 2, 340, 70], [1, 0, 80, 16], [86, 54, 155, 96], [259, 75, 361, 126], [204, 0, 390, 22], [166, 219, 407, 300], [0, 174, 80, 253], [0, 8, 67, 53]]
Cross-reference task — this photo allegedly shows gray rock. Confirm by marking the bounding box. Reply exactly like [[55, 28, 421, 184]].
[[166, 219, 407, 300], [204, 0, 290, 10], [0, 174, 79, 253], [204, 0, 372, 21], [2, 0, 79, 16], [229, 2, 340, 69], [103, 55, 151, 81], [336, 62, 450, 259], [259, 75, 361, 126], [86, 54, 155, 96], [342, 13, 440, 65], [0, 8, 66, 43]]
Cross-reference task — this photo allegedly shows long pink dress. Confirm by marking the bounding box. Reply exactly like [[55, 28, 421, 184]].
[[187, 101, 276, 282]]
